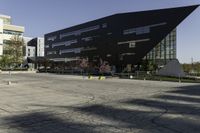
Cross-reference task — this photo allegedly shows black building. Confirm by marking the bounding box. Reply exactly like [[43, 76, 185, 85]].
[[45, 5, 198, 72]]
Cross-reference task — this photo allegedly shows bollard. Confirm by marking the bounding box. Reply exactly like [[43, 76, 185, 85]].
[[7, 81, 11, 85], [179, 78, 181, 83], [99, 76, 105, 80], [88, 75, 93, 80], [8, 70, 12, 85], [179, 74, 181, 83]]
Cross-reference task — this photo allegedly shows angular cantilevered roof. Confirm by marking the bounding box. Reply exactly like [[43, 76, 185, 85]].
[[108, 5, 199, 65]]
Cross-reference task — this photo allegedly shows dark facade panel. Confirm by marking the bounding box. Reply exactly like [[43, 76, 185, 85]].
[[45, 5, 199, 69]]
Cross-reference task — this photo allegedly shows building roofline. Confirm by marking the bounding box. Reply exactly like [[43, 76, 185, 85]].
[[0, 14, 11, 19], [32, 37, 44, 40], [116, 4, 199, 15], [3, 24, 25, 33], [4, 24, 24, 28], [45, 4, 199, 36]]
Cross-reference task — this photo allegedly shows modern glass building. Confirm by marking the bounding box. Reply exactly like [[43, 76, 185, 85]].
[[145, 29, 176, 65], [44, 5, 198, 72]]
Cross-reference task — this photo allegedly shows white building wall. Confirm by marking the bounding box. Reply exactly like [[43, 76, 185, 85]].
[[37, 37, 44, 57], [26, 46, 35, 58], [0, 19, 3, 55], [0, 46, 2, 56], [23, 37, 34, 59], [0, 14, 24, 56], [2, 34, 17, 40]]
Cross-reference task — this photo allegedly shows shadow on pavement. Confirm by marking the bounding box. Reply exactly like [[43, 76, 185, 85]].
[[2, 84, 200, 133], [169, 84, 200, 96], [124, 98, 200, 116], [3, 112, 96, 133], [155, 94, 200, 103], [75, 103, 200, 133]]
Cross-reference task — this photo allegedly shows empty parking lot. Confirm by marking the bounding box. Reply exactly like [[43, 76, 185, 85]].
[[0, 73, 200, 133]]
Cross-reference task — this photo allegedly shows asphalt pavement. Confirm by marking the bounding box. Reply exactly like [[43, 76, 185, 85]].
[[0, 73, 199, 133]]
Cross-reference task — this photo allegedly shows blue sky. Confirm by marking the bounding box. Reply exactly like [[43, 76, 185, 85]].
[[0, 0, 199, 63]]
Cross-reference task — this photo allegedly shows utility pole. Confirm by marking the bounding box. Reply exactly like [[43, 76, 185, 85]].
[[191, 57, 194, 73]]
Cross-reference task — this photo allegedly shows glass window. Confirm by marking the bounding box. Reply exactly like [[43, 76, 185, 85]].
[[82, 47, 97, 51], [59, 48, 83, 55], [123, 26, 150, 35], [107, 32, 112, 35], [129, 42, 136, 48], [52, 40, 77, 48], [145, 29, 176, 61], [47, 36, 57, 41], [47, 51, 57, 55], [135, 26, 150, 35], [81, 37, 93, 42], [102, 23, 107, 28], [60, 25, 100, 39], [3, 30, 22, 36], [123, 22, 166, 35]]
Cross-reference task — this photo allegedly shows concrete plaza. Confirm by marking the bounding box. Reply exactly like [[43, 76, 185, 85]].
[[0, 73, 200, 133]]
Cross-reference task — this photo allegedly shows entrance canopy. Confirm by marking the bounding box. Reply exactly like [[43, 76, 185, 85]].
[[49, 58, 80, 63], [27, 57, 80, 64], [27, 57, 49, 63]]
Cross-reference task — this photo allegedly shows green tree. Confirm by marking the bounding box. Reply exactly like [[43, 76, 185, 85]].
[[140, 60, 157, 71], [182, 63, 191, 73], [0, 55, 12, 68], [1, 35, 24, 68], [182, 62, 200, 74]]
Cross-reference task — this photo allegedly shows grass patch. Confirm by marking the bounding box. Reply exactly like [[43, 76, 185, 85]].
[[122, 75, 200, 83]]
